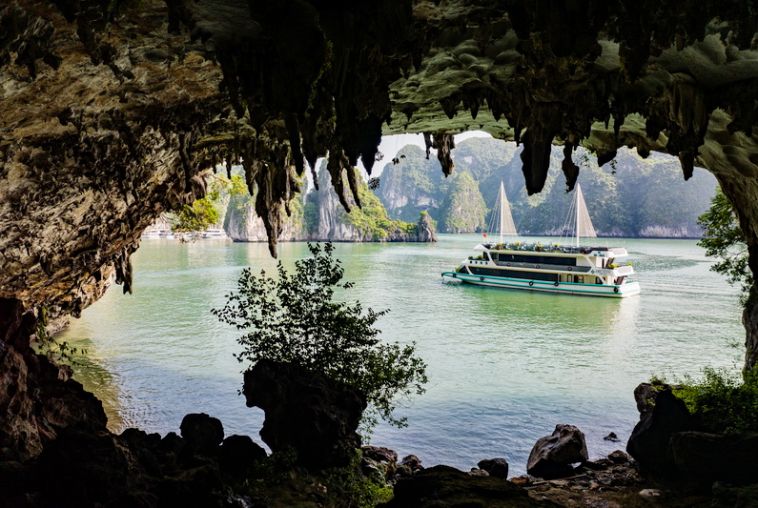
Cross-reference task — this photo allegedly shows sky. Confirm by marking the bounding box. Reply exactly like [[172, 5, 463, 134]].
[[358, 130, 493, 177]]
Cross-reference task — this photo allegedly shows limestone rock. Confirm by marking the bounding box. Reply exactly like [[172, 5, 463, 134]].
[[527, 424, 589, 479], [180, 413, 224, 455], [0, 298, 107, 460], [416, 212, 437, 242], [626, 388, 692, 475], [242, 359, 366, 469], [380, 465, 543, 507], [219, 435, 267, 475], [477, 458, 509, 479], [361, 445, 399, 482]]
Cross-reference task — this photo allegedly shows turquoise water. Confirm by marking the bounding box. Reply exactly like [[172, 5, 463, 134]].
[[60, 235, 744, 475]]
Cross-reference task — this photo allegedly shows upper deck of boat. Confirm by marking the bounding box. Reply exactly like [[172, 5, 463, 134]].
[[479, 243, 628, 257]]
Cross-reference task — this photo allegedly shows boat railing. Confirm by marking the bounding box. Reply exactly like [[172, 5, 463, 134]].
[[484, 242, 600, 255], [591, 265, 634, 276]]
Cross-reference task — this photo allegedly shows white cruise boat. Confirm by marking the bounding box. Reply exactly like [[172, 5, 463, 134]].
[[442, 182, 640, 298]]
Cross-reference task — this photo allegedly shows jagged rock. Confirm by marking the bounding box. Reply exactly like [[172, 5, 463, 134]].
[[469, 468, 489, 477], [669, 431, 758, 483], [361, 445, 399, 482], [477, 458, 509, 479], [180, 413, 224, 455], [416, 212, 437, 242], [400, 454, 424, 473], [380, 465, 543, 507], [219, 435, 267, 475], [626, 388, 692, 475], [0, 298, 107, 460], [604, 432, 621, 443], [608, 450, 631, 464], [34, 428, 145, 507], [242, 359, 366, 469], [527, 424, 589, 479], [634, 382, 670, 415]]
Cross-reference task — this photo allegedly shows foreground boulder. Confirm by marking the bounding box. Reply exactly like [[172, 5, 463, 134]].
[[478, 458, 509, 479], [527, 425, 588, 479], [243, 359, 367, 469], [626, 386, 692, 475], [380, 465, 544, 507], [220, 435, 268, 475], [180, 413, 224, 455]]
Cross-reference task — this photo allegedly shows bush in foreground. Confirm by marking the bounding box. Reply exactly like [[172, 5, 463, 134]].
[[213, 242, 427, 430], [673, 367, 758, 434]]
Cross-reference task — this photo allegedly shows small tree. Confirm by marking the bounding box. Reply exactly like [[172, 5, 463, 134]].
[[697, 188, 753, 304], [213, 243, 427, 429]]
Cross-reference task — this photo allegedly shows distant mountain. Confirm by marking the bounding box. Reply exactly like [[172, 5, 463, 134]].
[[376, 138, 717, 237]]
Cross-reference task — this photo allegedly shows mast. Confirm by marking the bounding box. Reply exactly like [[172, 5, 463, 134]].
[[575, 184, 580, 247], [499, 182, 506, 244]]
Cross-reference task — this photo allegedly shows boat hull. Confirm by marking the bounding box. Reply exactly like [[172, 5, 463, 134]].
[[441, 271, 640, 298]]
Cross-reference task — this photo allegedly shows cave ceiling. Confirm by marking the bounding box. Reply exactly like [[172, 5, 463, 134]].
[[1, 0, 757, 314]]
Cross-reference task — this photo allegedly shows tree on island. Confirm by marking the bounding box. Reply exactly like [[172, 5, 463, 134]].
[[213, 242, 428, 429], [697, 188, 753, 304]]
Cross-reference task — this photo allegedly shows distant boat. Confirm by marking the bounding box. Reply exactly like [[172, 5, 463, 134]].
[[442, 183, 640, 298], [202, 228, 227, 239]]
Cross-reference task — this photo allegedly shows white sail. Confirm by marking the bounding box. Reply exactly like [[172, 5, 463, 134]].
[[498, 182, 518, 242], [573, 183, 596, 246]]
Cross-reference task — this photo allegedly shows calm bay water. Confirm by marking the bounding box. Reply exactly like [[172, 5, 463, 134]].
[[61, 235, 744, 475]]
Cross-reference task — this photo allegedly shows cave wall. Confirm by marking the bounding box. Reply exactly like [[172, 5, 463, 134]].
[[1, 0, 228, 316]]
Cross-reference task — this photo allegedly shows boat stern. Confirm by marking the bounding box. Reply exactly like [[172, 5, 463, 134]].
[[616, 280, 641, 297]]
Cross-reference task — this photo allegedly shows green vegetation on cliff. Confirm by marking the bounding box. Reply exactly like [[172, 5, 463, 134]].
[[170, 175, 227, 232], [339, 173, 418, 240], [441, 171, 487, 233]]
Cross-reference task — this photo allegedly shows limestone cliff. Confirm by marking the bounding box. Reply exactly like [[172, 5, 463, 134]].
[[440, 172, 488, 233], [223, 167, 436, 243], [224, 194, 308, 242]]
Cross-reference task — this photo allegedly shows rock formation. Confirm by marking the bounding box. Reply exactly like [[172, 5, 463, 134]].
[[0, 298, 107, 460], [242, 359, 366, 469], [527, 424, 589, 479]]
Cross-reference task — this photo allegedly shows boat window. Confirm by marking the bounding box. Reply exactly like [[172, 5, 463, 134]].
[[596, 277, 602, 284], [496, 254, 576, 266], [469, 267, 557, 281]]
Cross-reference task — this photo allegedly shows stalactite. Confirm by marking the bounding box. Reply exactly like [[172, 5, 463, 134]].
[[561, 142, 580, 192]]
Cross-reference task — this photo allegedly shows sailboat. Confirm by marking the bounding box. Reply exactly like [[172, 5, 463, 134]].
[[442, 182, 641, 297]]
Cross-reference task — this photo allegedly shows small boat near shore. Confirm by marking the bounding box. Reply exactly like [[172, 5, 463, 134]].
[[442, 182, 640, 298]]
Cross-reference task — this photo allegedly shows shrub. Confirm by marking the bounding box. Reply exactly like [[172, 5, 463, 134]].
[[673, 367, 758, 434], [213, 242, 427, 430]]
